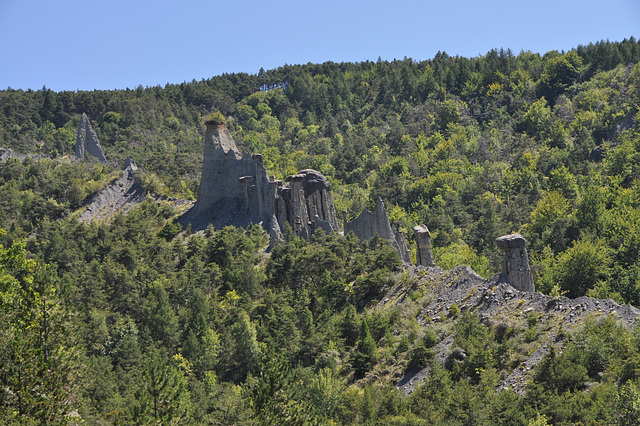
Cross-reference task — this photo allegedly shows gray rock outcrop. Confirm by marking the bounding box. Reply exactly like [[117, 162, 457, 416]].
[[184, 123, 282, 238], [76, 113, 107, 163], [0, 148, 26, 162], [275, 169, 339, 239], [344, 197, 411, 263], [592, 114, 637, 162], [609, 113, 636, 141], [495, 233, 535, 292], [414, 225, 435, 267], [79, 158, 146, 223]]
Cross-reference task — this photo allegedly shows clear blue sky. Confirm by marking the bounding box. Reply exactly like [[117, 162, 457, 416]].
[[1, 0, 638, 92]]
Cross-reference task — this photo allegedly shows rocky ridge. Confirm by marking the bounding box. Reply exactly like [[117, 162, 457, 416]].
[[79, 159, 146, 222], [79, 159, 191, 223], [182, 123, 353, 246], [381, 264, 640, 395], [0, 148, 50, 162]]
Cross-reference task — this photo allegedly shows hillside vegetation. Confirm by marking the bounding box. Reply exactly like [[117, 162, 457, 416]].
[[1, 38, 640, 424]]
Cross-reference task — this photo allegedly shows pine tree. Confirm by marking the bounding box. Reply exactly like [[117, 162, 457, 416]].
[[351, 318, 379, 378], [0, 235, 80, 423], [231, 309, 260, 382], [134, 350, 191, 423]]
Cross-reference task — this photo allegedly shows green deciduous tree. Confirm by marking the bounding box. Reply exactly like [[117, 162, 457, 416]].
[[537, 51, 584, 102], [525, 190, 573, 252], [521, 97, 552, 138], [554, 238, 610, 298]]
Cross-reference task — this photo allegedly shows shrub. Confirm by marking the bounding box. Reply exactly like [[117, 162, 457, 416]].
[[203, 111, 226, 126], [448, 303, 460, 318], [407, 345, 434, 370]]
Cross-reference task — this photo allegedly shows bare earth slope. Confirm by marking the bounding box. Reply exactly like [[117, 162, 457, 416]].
[[79, 160, 192, 223], [380, 265, 640, 395]]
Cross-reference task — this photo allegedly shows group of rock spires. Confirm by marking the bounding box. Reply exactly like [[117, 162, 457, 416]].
[[77, 113, 536, 293], [178, 120, 340, 243], [178, 120, 415, 255]]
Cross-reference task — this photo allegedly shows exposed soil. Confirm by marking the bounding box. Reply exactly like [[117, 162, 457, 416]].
[[380, 265, 640, 395], [78, 166, 193, 223]]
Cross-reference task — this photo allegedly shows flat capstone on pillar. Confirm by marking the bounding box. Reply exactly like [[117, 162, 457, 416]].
[[413, 225, 435, 267], [495, 233, 535, 292]]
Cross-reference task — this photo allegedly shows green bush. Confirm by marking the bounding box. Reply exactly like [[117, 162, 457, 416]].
[[203, 111, 226, 126], [407, 345, 434, 370]]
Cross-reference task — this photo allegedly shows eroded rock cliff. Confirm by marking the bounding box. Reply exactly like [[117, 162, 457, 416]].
[[275, 169, 339, 239], [344, 197, 411, 263], [76, 113, 107, 163], [182, 123, 413, 257]]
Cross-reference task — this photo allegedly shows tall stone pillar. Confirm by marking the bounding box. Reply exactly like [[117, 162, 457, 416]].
[[76, 113, 107, 163], [495, 233, 535, 292], [413, 225, 435, 267]]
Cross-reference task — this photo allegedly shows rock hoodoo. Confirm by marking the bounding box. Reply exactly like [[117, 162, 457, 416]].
[[76, 113, 107, 163], [182, 122, 413, 258], [495, 233, 535, 292], [414, 225, 435, 267], [181, 123, 340, 242], [343, 198, 411, 263], [184, 123, 282, 237], [275, 169, 339, 239]]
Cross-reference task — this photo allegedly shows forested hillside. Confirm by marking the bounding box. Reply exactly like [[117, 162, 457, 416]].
[[2, 38, 640, 424]]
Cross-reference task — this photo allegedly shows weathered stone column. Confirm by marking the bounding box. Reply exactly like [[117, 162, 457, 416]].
[[495, 233, 535, 292], [76, 113, 107, 163], [343, 197, 410, 263], [413, 225, 435, 267]]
